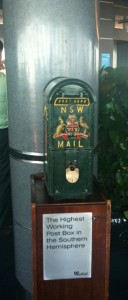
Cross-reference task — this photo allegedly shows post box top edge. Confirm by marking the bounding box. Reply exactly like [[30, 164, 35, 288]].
[[43, 77, 95, 103]]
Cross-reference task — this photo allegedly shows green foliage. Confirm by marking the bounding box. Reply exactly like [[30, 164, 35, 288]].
[[97, 67, 128, 211]]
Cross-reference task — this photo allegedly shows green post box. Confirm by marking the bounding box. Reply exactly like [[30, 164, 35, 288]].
[[43, 77, 95, 199]]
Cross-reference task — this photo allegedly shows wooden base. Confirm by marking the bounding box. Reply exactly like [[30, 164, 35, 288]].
[[31, 174, 111, 300]]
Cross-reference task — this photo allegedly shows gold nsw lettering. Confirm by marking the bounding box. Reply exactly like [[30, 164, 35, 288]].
[[70, 106, 74, 113], [61, 107, 66, 113], [60, 106, 84, 114], [77, 107, 84, 113]]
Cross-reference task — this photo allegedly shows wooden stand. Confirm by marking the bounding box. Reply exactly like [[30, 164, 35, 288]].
[[31, 174, 111, 300]]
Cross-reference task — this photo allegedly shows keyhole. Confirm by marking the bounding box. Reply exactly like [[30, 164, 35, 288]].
[[70, 164, 75, 171]]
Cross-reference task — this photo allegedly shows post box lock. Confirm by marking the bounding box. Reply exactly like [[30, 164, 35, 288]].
[[43, 77, 95, 199], [66, 163, 79, 184]]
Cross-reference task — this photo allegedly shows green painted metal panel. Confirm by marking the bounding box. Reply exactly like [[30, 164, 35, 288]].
[[43, 77, 95, 199]]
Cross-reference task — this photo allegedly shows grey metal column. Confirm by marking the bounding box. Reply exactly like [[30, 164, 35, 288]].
[[3, 0, 99, 299]]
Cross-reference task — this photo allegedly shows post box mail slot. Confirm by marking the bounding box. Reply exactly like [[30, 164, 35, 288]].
[[43, 77, 95, 199]]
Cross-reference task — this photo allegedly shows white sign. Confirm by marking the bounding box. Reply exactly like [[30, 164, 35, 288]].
[[43, 212, 92, 280]]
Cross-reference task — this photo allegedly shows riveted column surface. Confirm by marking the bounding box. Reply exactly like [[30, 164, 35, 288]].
[[3, 0, 99, 298]]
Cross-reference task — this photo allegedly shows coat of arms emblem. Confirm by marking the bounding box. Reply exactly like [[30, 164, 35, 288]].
[[53, 114, 89, 140]]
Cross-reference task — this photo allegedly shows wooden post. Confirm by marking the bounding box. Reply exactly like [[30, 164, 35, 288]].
[[31, 174, 111, 300]]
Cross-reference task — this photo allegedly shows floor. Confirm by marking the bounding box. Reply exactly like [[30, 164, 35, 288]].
[[0, 227, 18, 300], [0, 226, 128, 300]]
